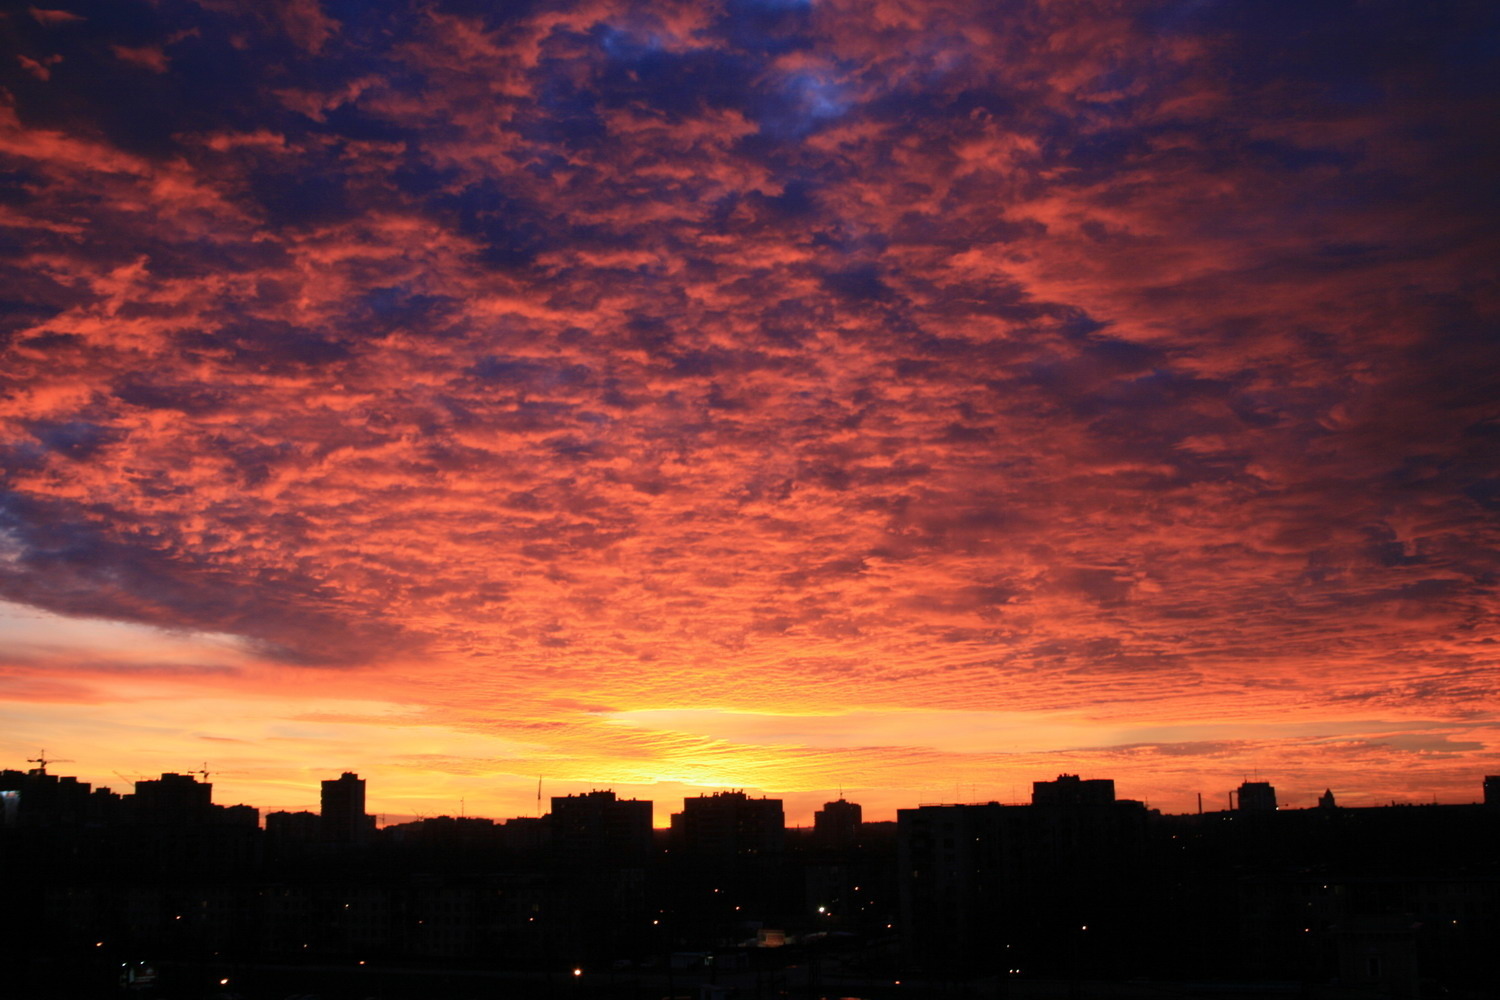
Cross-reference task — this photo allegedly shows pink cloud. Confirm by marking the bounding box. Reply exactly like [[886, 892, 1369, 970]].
[[0, 0, 1494, 816]]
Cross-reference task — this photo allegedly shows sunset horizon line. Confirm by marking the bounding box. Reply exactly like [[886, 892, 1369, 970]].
[[13, 755, 1497, 828]]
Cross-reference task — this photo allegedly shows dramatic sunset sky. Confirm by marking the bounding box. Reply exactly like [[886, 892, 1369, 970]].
[[1, 0, 1496, 825]]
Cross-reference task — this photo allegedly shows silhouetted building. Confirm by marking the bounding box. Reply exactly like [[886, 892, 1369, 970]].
[[1485, 775, 1499, 807], [132, 772, 213, 824], [384, 815, 500, 852], [545, 791, 654, 960], [119, 772, 260, 870], [813, 797, 862, 846], [1319, 788, 1338, 809], [900, 784, 1154, 978], [0, 767, 110, 828], [265, 809, 320, 841], [1334, 917, 1422, 998], [321, 771, 374, 843], [217, 803, 259, 826], [1032, 773, 1115, 807], [550, 789, 652, 864], [899, 802, 1014, 974], [1237, 780, 1277, 812], [499, 815, 547, 851], [671, 790, 784, 855]]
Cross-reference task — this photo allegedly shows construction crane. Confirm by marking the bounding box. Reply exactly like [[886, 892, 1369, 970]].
[[26, 749, 72, 775]]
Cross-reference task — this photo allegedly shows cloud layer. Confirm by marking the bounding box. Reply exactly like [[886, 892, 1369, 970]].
[[1, 0, 1496, 817]]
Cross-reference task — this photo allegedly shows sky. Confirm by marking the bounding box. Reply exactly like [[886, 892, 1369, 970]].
[[1, 0, 1497, 826]]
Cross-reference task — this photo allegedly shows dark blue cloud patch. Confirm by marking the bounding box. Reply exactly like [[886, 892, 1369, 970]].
[[319, 102, 418, 145], [469, 355, 593, 392], [113, 377, 230, 415], [11, 330, 81, 352], [1042, 126, 1156, 185], [314, 0, 421, 51], [766, 179, 819, 217], [868, 82, 1015, 125], [820, 264, 891, 303], [1225, 392, 1288, 430], [519, 34, 611, 151], [1462, 477, 1500, 513], [1080, 369, 1230, 431], [0, 168, 42, 209], [0, 490, 416, 666], [25, 420, 121, 462], [423, 0, 544, 31], [1151, 0, 1494, 103], [716, 0, 816, 56], [3, 0, 305, 159], [356, 287, 462, 341], [391, 155, 461, 199], [748, 67, 856, 139], [753, 296, 831, 349], [593, 26, 756, 118], [208, 436, 301, 491], [247, 167, 355, 231], [142, 234, 293, 288], [891, 203, 1042, 252], [888, 502, 1030, 555], [1237, 137, 1355, 174], [0, 299, 68, 349], [177, 321, 351, 373], [621, 313, 679, 356], [1438, 11, 1500, 96], [436, 179, 552, 270]]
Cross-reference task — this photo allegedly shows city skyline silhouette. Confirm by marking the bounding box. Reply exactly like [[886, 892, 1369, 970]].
[[5, 755, 1497, 996], [8, 752, 1499, 828]]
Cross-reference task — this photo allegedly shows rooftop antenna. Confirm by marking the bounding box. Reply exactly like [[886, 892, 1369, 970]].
[[536, 775, 543, 818], [27, 749, 71, 775]]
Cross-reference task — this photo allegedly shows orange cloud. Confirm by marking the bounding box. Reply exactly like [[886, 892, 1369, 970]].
[[0, 0, 1495, 822]]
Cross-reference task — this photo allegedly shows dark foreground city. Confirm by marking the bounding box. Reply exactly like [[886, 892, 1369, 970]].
[[3, 763, 1496, 999]]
